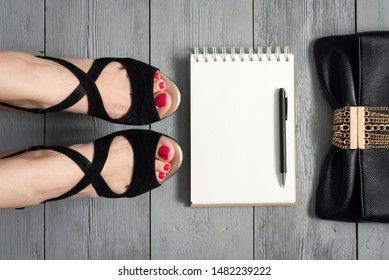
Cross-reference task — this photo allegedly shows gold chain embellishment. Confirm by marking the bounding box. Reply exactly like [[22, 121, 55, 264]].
[[332, 107, 353, 149], [332, 106, 389, 149]]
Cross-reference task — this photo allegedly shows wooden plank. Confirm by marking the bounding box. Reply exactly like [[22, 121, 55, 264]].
[[150, 0, 254, 259], [358, 224, 389, 259], [356, 0, 389, 260], [254, 0, 356, 259], [0, 0, 45, 260], [44, 0, 149, 259], [356, 0, 389, 32]]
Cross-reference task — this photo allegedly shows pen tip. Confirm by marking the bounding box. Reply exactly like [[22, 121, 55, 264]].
[[281, 173, 286, 188]]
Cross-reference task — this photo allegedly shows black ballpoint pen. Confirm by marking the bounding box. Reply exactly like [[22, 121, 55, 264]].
[[279, 88, 287, 188]]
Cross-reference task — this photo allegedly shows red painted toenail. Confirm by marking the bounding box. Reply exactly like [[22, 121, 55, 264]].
[[159, 81, 165, 89], [158, 146, 170, 160], [164, 163, 170, 171], [158, 172, 165, 180], [154, 72, 160, 80], [155, 93, 167, 108]]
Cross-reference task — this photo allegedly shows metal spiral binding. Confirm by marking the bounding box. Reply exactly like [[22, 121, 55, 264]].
[[230, 47, 235, 62], [194, 46, 199, 62], [221, 46, 227, 62], [284, 46, 289, 61], [248, 47, 253, 61], [275, 46, 281, 61], [202, 46, 208, 62], [257, 46, 263, 61], [193, 46, 290, 62], [211, 46, 217, 62], [239, 47, 245, 61], [266, 46, 272, 61]]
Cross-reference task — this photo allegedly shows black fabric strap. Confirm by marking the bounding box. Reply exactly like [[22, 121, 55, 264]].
[[1, 148, 29, 159], [43, 146, 93, 201], [86, 58, 161, 124], [126, 58, 160, 125], [0, 56, 161, 125], [0, 102, 43, 113], [26, 145, 110, 202], [47, 56, 162, 124], [68, 129, 162, 198], [37, 56, 101, 114], [0, 56, 92, 114], [42, 84, 86, 112], [122, 129, 161, 197], [11, 129, 162, 202]]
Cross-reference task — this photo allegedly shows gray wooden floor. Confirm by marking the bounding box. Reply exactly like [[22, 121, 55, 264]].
[[0, 0, 389, 260]]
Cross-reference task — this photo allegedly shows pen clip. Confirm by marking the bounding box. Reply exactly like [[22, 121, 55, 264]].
[[285, 94, 288, 121]]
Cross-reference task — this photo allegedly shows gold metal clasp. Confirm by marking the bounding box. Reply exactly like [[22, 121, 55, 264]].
[[333, 106, 389, 149], [332, 106, 363, 149]]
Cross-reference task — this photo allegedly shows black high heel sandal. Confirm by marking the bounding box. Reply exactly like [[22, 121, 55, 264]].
[[0, 56, 181, 125], [3, 129, 183, 203]]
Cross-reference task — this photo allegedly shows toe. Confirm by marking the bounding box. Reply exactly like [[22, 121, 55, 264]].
[[156, 136, 176, 162], [154, 71, 160, 81], [154, 79, 166, 92], [155, 135, 183, 183], [155, 160, 170, 183], [156, 171, 166, 182], [156, 160, 171, 173], [154, 92, 172, 117], [152, 72, 181, 120]]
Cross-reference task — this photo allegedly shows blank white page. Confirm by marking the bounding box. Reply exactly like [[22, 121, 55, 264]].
[[190, 52, 295, 206]]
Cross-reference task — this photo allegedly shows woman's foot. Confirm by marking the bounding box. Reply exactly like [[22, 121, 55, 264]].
[[69, 135, 177, 199], [0, 52, 179, 120], [0, 134, 180, 208]]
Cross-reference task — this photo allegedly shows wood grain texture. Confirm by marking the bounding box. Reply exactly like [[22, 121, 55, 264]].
[[4, 0, 389, 261], [358, 224, 389, 259], [356, 0, 389, 260], [356, 0, 389, 32], [150, 0, 254, 259], [0, 0, 45, 260], [254, 0, 356, 259], [44, 0, 150, 259]]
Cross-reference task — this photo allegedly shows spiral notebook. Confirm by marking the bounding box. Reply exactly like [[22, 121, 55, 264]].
[[190, 47, 296, 207]]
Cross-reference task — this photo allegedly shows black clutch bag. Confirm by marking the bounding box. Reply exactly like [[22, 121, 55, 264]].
[[314, 32, 389, 222]]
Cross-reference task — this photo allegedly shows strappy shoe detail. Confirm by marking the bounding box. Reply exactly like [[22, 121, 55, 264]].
[[0, 56, 181, 125], [5, 129, 182, 204]]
